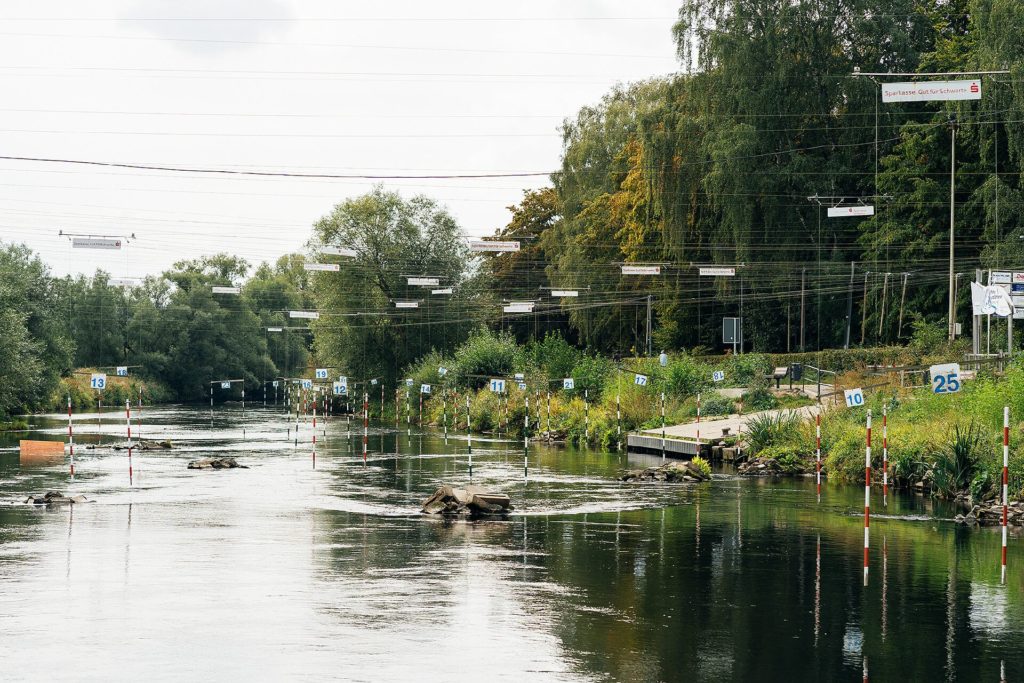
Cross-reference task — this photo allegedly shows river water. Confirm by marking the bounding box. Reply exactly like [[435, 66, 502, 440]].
[[1, 404, 1022, 681]]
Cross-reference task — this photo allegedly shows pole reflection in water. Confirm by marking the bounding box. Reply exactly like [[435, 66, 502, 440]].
[[882, 535, 888, 641], [814, 534, 820, 648]]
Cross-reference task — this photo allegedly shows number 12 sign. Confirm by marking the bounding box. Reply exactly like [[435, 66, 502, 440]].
[[930, 363, 962, 394]]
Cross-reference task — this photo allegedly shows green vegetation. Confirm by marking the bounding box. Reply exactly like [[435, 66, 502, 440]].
[[690, 455, 712, 479]]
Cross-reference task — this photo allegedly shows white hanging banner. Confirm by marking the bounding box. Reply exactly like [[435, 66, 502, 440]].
[[551, 290, 579, 297], [881, 79, 980, 103], [109, 278, 138, 287], [212, 286, 241, 294], [72, 237, 122, 250], [395, 301, 419, 309], [303, 263, 341, 272], [504, 304, 533, 313], [469, 240, 520, 252], [431, 288, 453, 295], [320, 246, 358, 257], [267, 327, 283, 332], [621, 265, 660, 275], [289, 310, 320, 319], [972, 281, 1015, 317], [827, 205, 875, 217], [698, 267, 736, 276], [408, 277, 440, 286]]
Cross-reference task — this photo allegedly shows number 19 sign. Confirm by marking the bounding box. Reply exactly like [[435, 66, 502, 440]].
[[930, 363, 962, 394]]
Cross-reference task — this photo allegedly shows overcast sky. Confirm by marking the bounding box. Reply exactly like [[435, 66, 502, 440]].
[[1, 0, 682, 279]]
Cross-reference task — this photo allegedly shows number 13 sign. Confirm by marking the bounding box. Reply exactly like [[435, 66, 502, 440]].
[[930, 363, 961, 394]]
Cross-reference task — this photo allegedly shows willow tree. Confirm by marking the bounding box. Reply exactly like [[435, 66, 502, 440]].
[[309, 187, 472, 383]]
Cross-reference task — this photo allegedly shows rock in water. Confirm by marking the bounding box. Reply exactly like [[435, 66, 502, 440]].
[[620, 460, 710, 483], [187, 457, 248, 470], [421, 485, 512, 516], [25, 491, 90, 506]]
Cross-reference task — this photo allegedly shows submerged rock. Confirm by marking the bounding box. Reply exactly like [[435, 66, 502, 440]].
[[187, 457, 247, 470], [113, 439, 173, 451], [620, 460, 710, 483], [421, 485, 512, 516], [25, 491, 90, 506], [737, 456, 808, 476]]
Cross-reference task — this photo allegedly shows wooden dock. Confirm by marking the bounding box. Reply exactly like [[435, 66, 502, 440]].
[[626, 433, 706, 459]]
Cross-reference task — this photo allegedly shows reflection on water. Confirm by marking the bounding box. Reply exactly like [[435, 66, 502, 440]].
[[0, 405, 1022, 681]]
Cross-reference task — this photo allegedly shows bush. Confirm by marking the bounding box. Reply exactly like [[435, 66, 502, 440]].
[[742, 372, 777, 411], [727, 353, 771, 385], [662, 355, 711, 398], [756, 444, 805, 473], [745, 410, 802, 454], [570, 354, 613, 397], [700, 392, 735, 417], [931, 422, 988, 499], [450, 329, 524, 389], [691, 455, 712, 478], [528, 332, 580, 381]]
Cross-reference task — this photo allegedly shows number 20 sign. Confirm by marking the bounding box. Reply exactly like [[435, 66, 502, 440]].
[[930, 363, 962, 394]]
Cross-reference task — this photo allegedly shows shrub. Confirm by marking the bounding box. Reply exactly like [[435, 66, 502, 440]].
[[450, 329, 524, 389], [529, 332, 580, 381], [756, 444, 805, 473], [700, 392, 735, 417], [570, 354, 613, 397], [727, 353, 771, 385], [691, 455, 712, 478], [663, 355, 711, 398], [745, 410, 802, 454], [931, 422, 987, 499]]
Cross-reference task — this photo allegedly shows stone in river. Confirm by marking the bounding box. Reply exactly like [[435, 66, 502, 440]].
[[187, 457, 248, 470]]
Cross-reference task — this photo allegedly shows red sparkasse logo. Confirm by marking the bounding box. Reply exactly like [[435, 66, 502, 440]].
[[970, 83, 980, 93]]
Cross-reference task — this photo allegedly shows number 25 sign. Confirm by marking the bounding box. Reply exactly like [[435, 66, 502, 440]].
[[930, 363, 962, 394]]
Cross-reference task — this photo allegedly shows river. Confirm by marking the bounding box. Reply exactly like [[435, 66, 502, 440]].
[[1, 404, 1021, 681]]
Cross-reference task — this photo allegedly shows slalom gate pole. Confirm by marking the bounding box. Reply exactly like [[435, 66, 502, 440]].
[[546, 390, 551, 437], [406, 390, 411, 436], [882, 405, 889, 505], [443, 390, 448, 440], [696, 392, 701, 453], [616, 391, 621, 450], [524, 393, 529, 478], [419, 391, 423, 428], [466, 394, 473, 476], [584, 389, 590, 445], [125, 399, 133, 486], [67, 395, 74, 477], [363, 392, 368, 464], [312, 401, 317, 469], [816, 413, 822, 500], [137, 387, 143, 441], [661, 392, 666, 462], [1003, 406, 1010, 584], [864, 409, 872, 586]]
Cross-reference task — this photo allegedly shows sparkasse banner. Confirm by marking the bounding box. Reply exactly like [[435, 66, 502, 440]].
[[881, 80, 981, 103]]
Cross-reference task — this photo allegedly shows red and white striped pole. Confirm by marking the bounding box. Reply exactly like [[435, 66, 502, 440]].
[[864, 409, 872, 586], [882, 405, 889, 505], [67, 395, 74, 477], [696, 392, 701, 448], [312, 401, 317, 469], [1002, 405, 1010, 584], [137, 386, 143, 441], [125, 399, 133, 486], [363, 392, 368, 463], [815, 413, 821, 499]]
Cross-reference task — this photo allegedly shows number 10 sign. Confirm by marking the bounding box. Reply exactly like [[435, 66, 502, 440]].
[[930, 363, 961, 394]]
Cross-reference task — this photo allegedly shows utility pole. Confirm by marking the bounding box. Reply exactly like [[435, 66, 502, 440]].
[[948, 116, 959, 341], [860, 271, 870, 345]]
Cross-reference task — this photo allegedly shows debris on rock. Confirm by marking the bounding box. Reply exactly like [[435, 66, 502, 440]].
[[187, 457, 247, 470], [421, 485, 512, 516], [620, 460, 710, 483], [25, 491, 90, 506]]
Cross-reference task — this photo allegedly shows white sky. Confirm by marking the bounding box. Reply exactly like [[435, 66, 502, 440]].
[[0, 0, 682, 279]]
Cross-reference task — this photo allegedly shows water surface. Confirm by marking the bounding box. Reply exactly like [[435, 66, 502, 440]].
[[1, 405, 1021, 681]]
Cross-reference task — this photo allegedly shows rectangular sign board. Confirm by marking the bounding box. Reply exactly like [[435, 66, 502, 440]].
[[72, 237, 122, 250], [109, 278, 137, 287], [221, 381, 232, 389], [303, 263, 340, 272], [420, 384, 431, 394], [90, 373, 106, 390], [212, 286, 240, 294], [827, 205, 875, 217], [315, 368, 328, 379], [882, 79, 981, 103], [503, 304, 533, 313], [844, 388, 865, 408], [289, 310, 319, 319], [712, 370, 725, 382], [991, 271, 1012, 285], [320, 246, 358, 257], [699, 267, 736, 276], [469, 240, 520, 252], [621, 265, 660, 275], [551, 290, 579, 297], [489, 379, 506, 393], [116, 366, 128, 376], [634, 374, 648, 386], [408, 277, 440, 286], [301, 379, 313, 390], [563, 378, 575, 390], [929, 363, 962, 394], [431, 288, 453, 295], [267, 327, 283, 332], [395, 301, 419, 309]]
